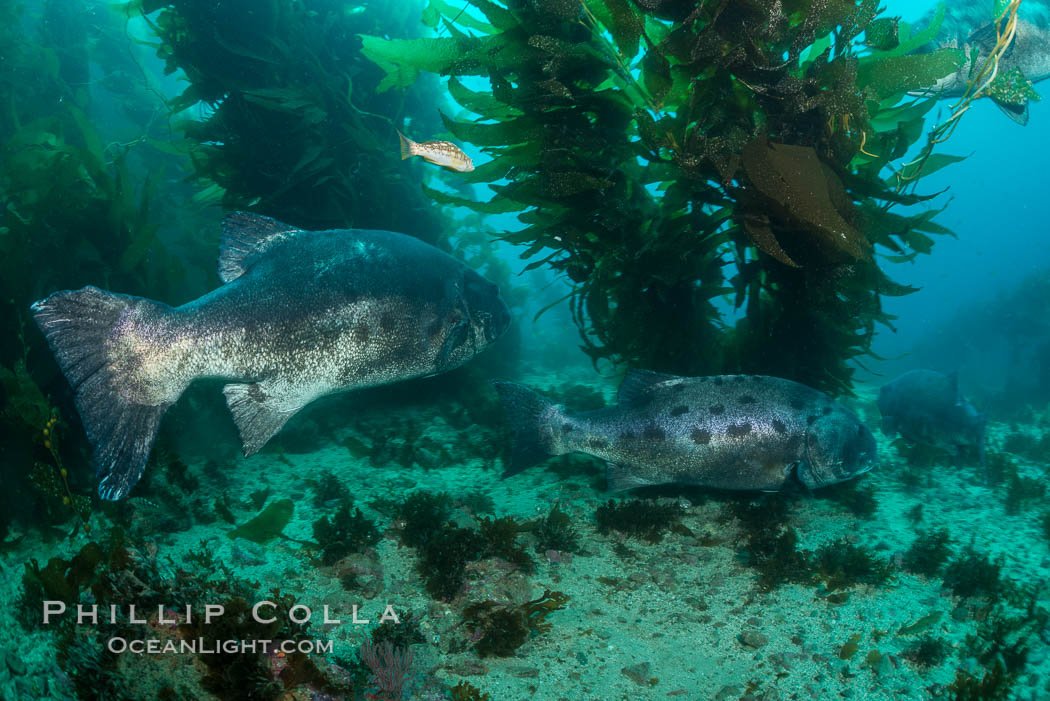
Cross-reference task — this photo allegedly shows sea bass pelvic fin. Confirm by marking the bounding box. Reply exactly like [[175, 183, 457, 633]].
[[218, 211, 302, 283], [31, 287, 175, 501], [223, 382, 311, 456], [492, 381, 561, 477], [605, 463, 654, 492]]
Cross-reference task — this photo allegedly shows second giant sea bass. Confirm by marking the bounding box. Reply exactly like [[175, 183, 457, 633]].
[[31, 212, 511, 500], [495, 370, 878, 491], [877, 369, 986, 469]]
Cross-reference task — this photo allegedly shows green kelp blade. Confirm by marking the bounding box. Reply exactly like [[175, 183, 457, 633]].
[[587, 0, 641, 59], [440, 111, 539, 146], [421, 182, 523, 214], [0, 360, 51, 429], [889, 152, 968, 184], [448, 77, 523, 120], [799, 33, 833, 71], [466, 0, 517, 31], [228, 499, 294, 543], [358, 36, 466, 92], [865, 19, 900, 51], [857, 49, 964, 100], [424, 0, 496, 33], [879, 3, 947, 58], [869, 95, 938, 133]]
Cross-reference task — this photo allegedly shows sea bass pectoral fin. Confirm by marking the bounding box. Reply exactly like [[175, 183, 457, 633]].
[[437, 318, 471, 368], [218, 211, 303, 283], [605, 463, 654, 492], [224, 382, 310, 456], [492, 381, 561, 477], [31, 287, 179, 500]]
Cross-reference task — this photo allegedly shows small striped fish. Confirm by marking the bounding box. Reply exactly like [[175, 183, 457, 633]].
[[398, 131, 474, 172]]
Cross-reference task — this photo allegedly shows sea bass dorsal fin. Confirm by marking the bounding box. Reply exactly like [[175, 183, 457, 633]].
[[967, 22, 1006, 54], [617, 369, 681, 405], [219, 211, 302, 283]]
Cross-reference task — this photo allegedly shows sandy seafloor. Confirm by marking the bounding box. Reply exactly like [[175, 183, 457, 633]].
[[2, 365, 1049, 701]]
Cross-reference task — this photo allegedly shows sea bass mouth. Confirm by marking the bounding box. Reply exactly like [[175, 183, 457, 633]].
[[796, 450, 877, 489]]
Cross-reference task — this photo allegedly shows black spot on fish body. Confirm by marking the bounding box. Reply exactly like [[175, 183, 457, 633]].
[[670, 405, 689, 416], [739, 395, 757, 405], [806, 415, 818, 426], [562, 423, 574, 433], [713, 377, 724, 386], [710, 405, 725, 415], [352, 324, 370, 344], [642, 425, 666, 441], [771, 418, 787, 434], [690, 428, 712, 445], [726, 422, 752, 438], [699, 377, 709, 383], [822, 406, 833, 415], [248, 384, 268, 402], [380, 313, 397, 333], [587, 437, 607, 450], [620, 430, 636, 441], [789, 397, 806, 410], [732, 376, 745, 383]]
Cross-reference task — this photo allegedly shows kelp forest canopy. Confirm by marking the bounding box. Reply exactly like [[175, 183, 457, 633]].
[[360, 0, 996, 394]]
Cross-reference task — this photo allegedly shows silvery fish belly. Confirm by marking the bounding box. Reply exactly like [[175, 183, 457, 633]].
[[30, 212, 511, 500], [495, 370, 877, 491]]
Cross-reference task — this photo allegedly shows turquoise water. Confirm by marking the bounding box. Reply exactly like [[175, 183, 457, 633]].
[[1, 1, 1049, 700]]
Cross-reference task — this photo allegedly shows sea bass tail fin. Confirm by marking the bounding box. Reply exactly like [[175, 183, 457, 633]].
[[31, 287, 175, 500], [992, 97, 1030, 126], [493, 381, 561, 477], [398, 130, 416, 160]]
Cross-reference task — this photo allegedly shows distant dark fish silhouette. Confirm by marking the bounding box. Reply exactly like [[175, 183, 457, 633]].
[[32, 212, 510, 499], [877, 370, 986, 468], [495, 371, 877, 492], [914, 6, 1050, 124]]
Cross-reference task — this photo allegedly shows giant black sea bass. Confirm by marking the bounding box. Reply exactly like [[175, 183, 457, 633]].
[[31, 212, 511, 500], [496, 371, 878, 491]]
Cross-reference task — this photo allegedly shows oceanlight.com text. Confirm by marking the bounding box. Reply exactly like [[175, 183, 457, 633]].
[[107, 637, 334, 655]]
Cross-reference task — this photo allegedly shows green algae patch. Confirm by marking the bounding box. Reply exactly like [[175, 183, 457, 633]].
[[839, 633, 862, 660], [228, 499, 294, 543]]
